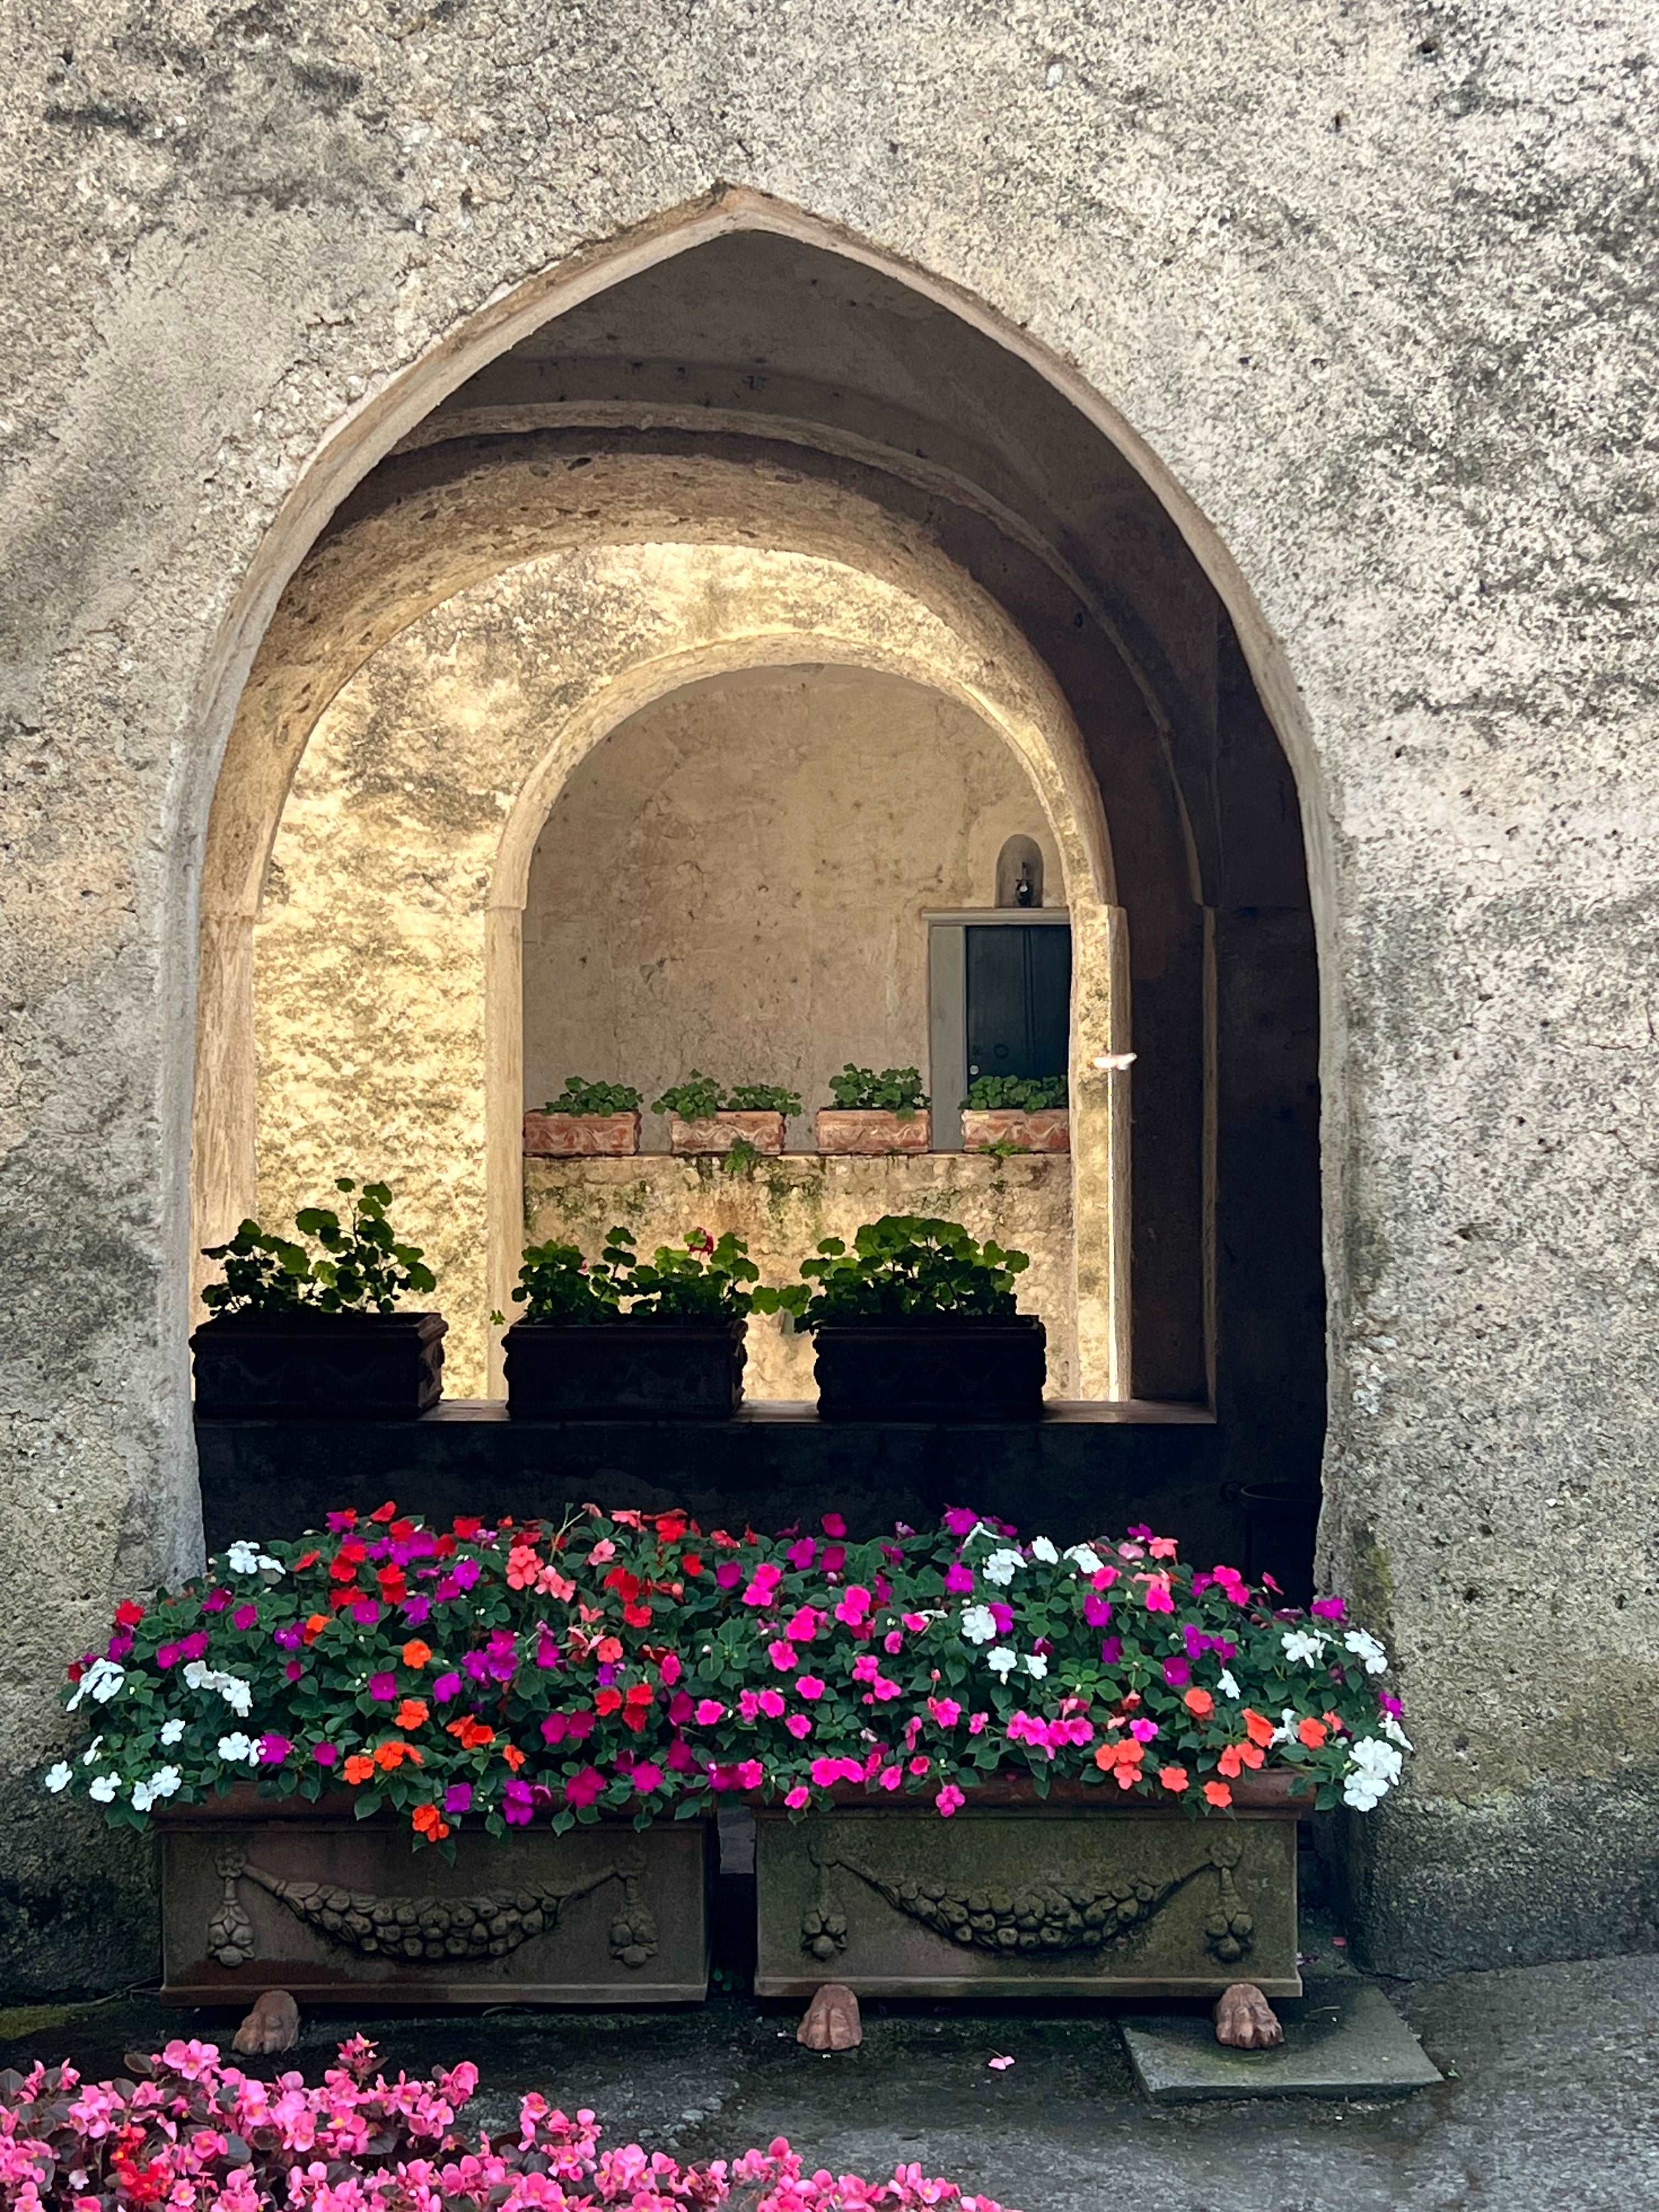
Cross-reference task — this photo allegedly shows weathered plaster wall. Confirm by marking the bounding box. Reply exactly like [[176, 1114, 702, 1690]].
[[2, 1, 1656, 1986], [254, 545, 1099, 1398], [523, 663, 1058, 1143], [525, 1153, 1075, 1399]]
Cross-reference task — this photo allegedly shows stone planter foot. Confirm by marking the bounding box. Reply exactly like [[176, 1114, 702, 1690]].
[[1214, 1982, 1284, 2050], [798, 1982, 862, 2051], [232, 1988, 301, 2056]]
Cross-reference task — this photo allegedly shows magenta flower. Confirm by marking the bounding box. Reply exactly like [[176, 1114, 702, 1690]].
[[821, 1513, 847, 1538], [402, 1595, 432, 1626], [1128, 1717, 1159, 1744], [768, 1638, 797, 1672], [785, 1784, 811, 1808], [201, 1589, 231, 1614], [935, 1781, 966, 1816], [564, 1765, 606, 1809], [785, 1713, 812, 1740], [1099, 1637, 1124, 1665], [273, 1623, 303, 1651], [444, 1782, 473, 1814], [821, 1545, 847, 1576], [232, 1602, 258, 1631], [795, 1675, 825, 1701], [351, 1600, 380, 1627], [258, 1732, 292, 1764], [368, 1672, 397, 1701], [432, 1671, 462, 1702], [945, 1563, 974, 1595], [735, 1758, 764, 1789], [693, 1698, 727, 1725], [630, 1762, 664, 1794], [715, 1561, 743, 1590], [503, 1779, 534, 1826], [943, 1507, 979, 1537], [180, 1631, 210, 1662], [312, 1742, 338, 1767], [1084, 1593, 1113, 1628], [1312, 1596, 1346, 1621], [1162, 1656, 1191, 1687], [787, 1537, 817, 1571]]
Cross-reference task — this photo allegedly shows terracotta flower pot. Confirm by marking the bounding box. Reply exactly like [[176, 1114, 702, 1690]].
[[815, 1108, 932, 1155], [754, 1784, 1300, 1999], [961, 1107, 1070, 1155], [523, 1109, 641, 1158], [157, 1788, 711, 2006], [668, 1110, 786, 1155]]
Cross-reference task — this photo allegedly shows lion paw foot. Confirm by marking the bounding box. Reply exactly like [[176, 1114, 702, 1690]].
[[797, 1982, 861, 2051], [232, 1988, 301, 2056], [1214, 1982, 1284, 2050]]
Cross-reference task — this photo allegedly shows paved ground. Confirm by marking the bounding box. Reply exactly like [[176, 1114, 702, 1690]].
[[4, 1951, 1655, 2210]]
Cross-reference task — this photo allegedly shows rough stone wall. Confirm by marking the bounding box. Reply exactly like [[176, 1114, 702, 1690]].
[[524, 1153, 1076, 1399], [523, 662, 1057, 1144], [2, 0, 1655, 1987]]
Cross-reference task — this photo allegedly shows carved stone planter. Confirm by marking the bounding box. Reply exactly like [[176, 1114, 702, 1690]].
[[812, 1317, 1045, 1420], [191, 1313, 447, 1421], [523, 1109, 641, 1157], [668, 1110, 786, 1155], [815, 1109, 931, 1155], [754, 1779, 1301, 1999], [961, 1108, 1070, 1155], [158, 1792, 712, 2006], [501, 1318, 746, 1419]]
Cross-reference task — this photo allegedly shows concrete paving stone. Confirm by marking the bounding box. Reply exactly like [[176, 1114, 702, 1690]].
[[1122, 1978, 1443, 2101]]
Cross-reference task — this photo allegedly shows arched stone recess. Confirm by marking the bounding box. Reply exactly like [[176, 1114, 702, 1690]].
[[250, 537, 1125, 1397]]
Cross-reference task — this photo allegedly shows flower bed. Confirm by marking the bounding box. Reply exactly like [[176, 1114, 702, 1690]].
[[47, 1508, 1408, 1844], [0, 2036, 1018, 2210]]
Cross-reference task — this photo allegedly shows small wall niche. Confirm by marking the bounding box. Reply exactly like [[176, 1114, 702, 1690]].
[[996, 834, 1044, 908]]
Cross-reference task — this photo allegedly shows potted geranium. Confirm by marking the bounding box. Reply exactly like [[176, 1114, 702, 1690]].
[[654, 1073, 800, 1155], [43, 1505, 1408, 2018], [500, 1224, 761, 1418], [754, 1214, 1043, 1419], [816, 1064, 931, 1154], [192, 1180, 443, 1420], [961, 1074, 1070, 1154], [523, 1076, 643, 1157]]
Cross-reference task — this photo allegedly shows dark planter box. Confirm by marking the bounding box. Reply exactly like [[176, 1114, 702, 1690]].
[[503, 1318, 746, 1419], [755, 1775, 1301, 2000], [191, 1312, 446, 1421], [812, 1317, 1045, 1421], [159, 1789, 711, 2006]]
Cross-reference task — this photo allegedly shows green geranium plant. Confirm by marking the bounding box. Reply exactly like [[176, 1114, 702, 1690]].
[[200, 1179, 437, 1318], [754, 1214, 1028, 1330], [826, 1064, 929, 1116], [963, 1074, 1068, 1111], [539, 1077, 643, 1116], [653, 1073, 802, 1119], [511, 1226, 761, 1324]]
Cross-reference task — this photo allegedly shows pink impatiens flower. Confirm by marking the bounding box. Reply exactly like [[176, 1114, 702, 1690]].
[[795, 1675, 825, 1700], [935, 1782, 966, 1816]]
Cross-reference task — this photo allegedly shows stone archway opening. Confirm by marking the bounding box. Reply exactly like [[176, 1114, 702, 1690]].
[[197, 191, 1324, 1578]]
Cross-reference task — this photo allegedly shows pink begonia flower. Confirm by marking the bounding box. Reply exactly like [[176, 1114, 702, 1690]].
[[872, 1674, 902, 1702], [989, 1601, 1014, 1634], [785, 1713, 813, 1739], [785, 1784, 811, 1809], [795, 1674, 825, 1700], [902, 1612, 929, 1633], [368, 1671, 397, 1701], [935, 1782, 966, 1815], [1091, 1564, 1119, 1589], [587, 1539, 616, 1564], [945, 1562, 975, 1594], [821, 1512, 847, 1538], [668, 1690, 694, 1726], [1100, 1637, 1124, 1664], [1312, 1596, 1346, 1621], [694, 1698, 727, 1724]]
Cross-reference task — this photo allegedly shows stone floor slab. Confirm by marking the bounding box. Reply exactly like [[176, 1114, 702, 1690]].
[[1122, 1979, 1442, 2101]]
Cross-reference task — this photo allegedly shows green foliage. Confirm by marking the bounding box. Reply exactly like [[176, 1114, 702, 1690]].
[[200, 1180, 437, 1318], [653, 1071, 801, 1118], [512, 1225, 761, 1323], [753, 1213, 1029, 1331], [720, 1135, 765, 1180], [826, 1063, 929, 1116], [540, 1077, 642, 1116], [963, 1074, 1068, 1111], [652, 1071, 724, 1121]]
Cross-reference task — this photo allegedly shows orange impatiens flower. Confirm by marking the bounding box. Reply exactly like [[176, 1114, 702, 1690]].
[[374, 1739, 423, 1771], [595, 1636, 625, 1665], [1203, 1779, 1233, 1808], [500, 1744, 526, 1772], [411, 1803, 450, 1842], [394, 1698, 429, 1731], [342, 1754, 375, 1785], [302, 1613, 330, 1645], [1218, 1740, 1266, 1779], [402, 1638, 432, 1669], [1242, 1707, 1276, 1748], [1297, 1716, 1329, 1750], [1182, 1687, 1214, 1720], [1094, 1737, 1146, 1790], [445, 1717, 495, 1750], [1158, 1765, 1189, 1793]]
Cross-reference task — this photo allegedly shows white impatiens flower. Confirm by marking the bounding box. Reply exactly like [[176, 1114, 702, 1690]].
[[1064, 1543, 1104, 1575], [1381, 1713, 1414, 1751], [1217, 1667, 1241, 1701], [217, 1733, 259, 1766], [1029, 1536, 1060, 1565], [1342, 1736, 1404, 1810], [184, 1661, 253, 1717], [159, 1718, 185, 1746], [981, 1549, 1025, 1587], [960, 1604, 998, 1645], [67, 1658, 125, 1711], [1281, 1628, 1327, 1668], [43, 1763, 72, 1794], [1344, 1628, 1389, 1676], [986, 1647, 1018, 1678], [1023, 1652, 1049, 1680], [131, 1767, 182, 1814], [1269, 1707, 1300, 1749], [81, 1735, 104, 1765], [225, 1541, 281, 1576], [88, 1774, 119, 1804]]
